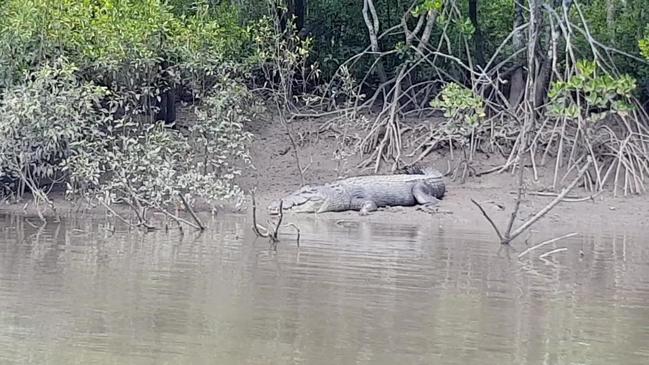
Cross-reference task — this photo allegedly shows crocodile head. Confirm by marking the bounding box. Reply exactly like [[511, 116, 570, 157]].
[[268, 185, 340, 215]]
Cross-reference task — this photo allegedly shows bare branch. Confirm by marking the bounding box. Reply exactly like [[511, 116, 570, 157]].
[[470, 198, 505, 242]]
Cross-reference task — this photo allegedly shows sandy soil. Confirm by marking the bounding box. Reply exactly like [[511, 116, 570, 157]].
[[239, 115, 649, 236], [2, 113, 648, 238]]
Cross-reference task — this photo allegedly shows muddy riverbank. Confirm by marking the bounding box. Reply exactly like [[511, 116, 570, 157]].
[[239, 116, 649, 236]]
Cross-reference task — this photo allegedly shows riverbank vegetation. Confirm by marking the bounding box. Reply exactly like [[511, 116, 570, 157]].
[[1, 0, 649, 229]]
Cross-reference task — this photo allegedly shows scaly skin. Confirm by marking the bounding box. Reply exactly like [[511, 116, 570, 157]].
[[268, 168, 445, 215]]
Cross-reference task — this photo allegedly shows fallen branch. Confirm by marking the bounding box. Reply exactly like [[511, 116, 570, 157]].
[[508, 190, 602, 202], [179, 194, 205, 230], [99, 200, 133, 226], [154, 206, 201, 231]]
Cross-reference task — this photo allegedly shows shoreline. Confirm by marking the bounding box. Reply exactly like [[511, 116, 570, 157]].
[[2, 116, 648, 239]]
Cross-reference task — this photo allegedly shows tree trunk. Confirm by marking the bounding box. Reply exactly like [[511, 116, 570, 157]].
[[154, 59, 177, 125], [469, 0, 485, 66], [508, 0, 526, 109], [362, 0, 388, 84], [292, 0, 307, 31], [277, 0, 307, 32], [606, 0, 616, 40]]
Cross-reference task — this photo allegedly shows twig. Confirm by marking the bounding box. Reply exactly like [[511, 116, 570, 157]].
[[518, 232, 578, 258]]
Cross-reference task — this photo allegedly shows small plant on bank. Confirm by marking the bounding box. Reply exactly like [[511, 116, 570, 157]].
[[428, 83, 486, 181], [548, 60, 636, 122], [430, 83, 486, 127]]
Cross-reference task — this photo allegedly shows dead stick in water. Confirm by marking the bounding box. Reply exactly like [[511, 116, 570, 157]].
[[251, 191, 269, 237], [271, 200, 285, 243], [283, 223, 301, 247], [539, 247, 568, 259], [470, 199, 504, 242]]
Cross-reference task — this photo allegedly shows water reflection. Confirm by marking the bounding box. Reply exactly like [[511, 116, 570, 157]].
[[0, 213, 648, 364]]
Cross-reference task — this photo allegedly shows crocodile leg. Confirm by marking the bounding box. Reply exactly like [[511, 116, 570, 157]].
[[359, 201, 378, 215], [412, 181, 441, 210], [352, 198, 378, 216]]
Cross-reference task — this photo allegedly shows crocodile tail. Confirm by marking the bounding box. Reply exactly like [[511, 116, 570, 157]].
[[396, 164, 425, 175], [396, 164, 444, 178], [420, 167, 443, 178]]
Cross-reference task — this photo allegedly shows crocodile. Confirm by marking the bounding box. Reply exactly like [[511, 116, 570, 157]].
[[268, 167, 446, 215]]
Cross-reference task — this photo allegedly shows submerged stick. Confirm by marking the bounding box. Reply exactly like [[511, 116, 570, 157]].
[[251, 191, 268, 237], [517, 232, 578, 258], [538, 247, 568, 259]]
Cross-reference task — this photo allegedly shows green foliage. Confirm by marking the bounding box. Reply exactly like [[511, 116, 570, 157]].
[[252, 16, 320, 101], [548, 61, 636, 121], [641, 28, 649, 59], [412, 0, 443, 17], [64, 76, 253, 209], [430, 83, 486, 127], [576, 0, 649, 90], [0, 0, 253, 99], [0, 0, 260, 206], [0, 59, 109, 196]]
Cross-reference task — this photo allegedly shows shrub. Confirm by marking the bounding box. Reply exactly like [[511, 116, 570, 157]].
[[0, 59, 109, 198], [64, 75, 253, 215]]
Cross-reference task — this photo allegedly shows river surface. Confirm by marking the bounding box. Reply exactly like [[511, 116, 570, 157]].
[[0, 213, 648, 365]]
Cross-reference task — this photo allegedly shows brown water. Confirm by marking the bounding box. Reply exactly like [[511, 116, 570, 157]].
[[0, 213, 648, 365]]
